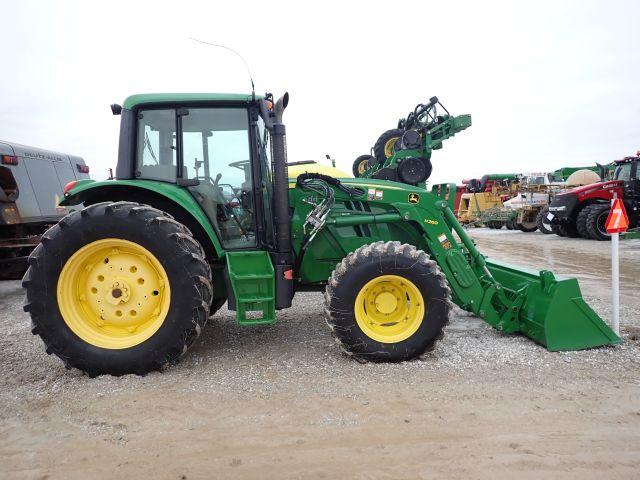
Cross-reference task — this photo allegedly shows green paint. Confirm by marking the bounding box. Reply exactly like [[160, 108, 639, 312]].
[[226, 250, 275, 325], [360, 113, 472, 179], [61, 179, 224, 256], [123, 92, 260, 109]]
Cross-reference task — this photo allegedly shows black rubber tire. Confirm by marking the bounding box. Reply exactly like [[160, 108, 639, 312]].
[[352, 154, 375, 177], [551, 222, 563, 236], [486, 222, 495, 229], [536, 206, 553, 234], [505, 219, 515, 230], [557, 222, 580, 238], [586, 204, 611, 241], [22, 201, 213, 376], [517, 221, 538, 232], [576, 206, 592, 239], [324, 241, 451, 362], [493, 221, 504, 230], [209, 297, 227, 316], [373, 129, 404, 165]]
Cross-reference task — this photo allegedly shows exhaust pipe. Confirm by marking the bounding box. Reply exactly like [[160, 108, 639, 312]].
[[269, 92, 294, 309], [271, 92, 291, 255]]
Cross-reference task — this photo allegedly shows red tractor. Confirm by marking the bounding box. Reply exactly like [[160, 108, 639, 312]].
[[548, 155, 639, 240]]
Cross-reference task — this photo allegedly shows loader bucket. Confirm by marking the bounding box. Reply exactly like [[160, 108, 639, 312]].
[[485, 258, 620, 351]]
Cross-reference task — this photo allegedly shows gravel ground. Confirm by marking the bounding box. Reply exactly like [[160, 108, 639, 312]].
[[1, 229, 639, 479]]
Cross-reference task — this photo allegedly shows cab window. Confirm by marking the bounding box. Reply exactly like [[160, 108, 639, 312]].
[[615, 163, 632, 182], [135, 109, 177, 181]]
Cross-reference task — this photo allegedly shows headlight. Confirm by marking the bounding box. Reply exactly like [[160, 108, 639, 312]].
[[548, 206, 566, 212], [0, 203, 21, 224]]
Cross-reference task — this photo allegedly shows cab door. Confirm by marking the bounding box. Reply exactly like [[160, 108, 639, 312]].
[[179, 107, 256, 249]]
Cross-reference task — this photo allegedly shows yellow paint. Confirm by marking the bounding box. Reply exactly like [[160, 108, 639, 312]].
[[457, 192, 504, 223], [287, 163, 351, 179], [384, 137, 399, 158], [57, 238, 170, 349], [354, 274, 424, 343]]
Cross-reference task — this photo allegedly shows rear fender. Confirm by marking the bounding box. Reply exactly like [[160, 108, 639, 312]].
[[60, 179, 224, 258]]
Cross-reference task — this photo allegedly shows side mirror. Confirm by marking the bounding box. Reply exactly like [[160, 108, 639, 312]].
[[259, 100, 274, 131]]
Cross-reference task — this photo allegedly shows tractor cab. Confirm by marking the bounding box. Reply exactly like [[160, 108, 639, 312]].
[[613, 155, 640, 200], [116, 94, 275, 251]]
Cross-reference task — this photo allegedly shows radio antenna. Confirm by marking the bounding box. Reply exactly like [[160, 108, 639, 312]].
[[189, 37, 255, 100]]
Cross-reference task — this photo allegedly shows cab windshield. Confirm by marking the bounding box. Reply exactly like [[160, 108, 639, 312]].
[[614, 163, 632, 182]]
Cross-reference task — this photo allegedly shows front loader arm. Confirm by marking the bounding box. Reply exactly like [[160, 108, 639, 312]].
[[416, 193, 619, 351], [293, 178, 619, 352]]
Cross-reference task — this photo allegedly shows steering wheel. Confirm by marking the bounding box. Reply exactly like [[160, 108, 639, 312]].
[[229, 159, 250, 170]]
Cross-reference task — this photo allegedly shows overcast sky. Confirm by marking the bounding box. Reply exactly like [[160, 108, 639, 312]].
[[1, 0, 638, 183]]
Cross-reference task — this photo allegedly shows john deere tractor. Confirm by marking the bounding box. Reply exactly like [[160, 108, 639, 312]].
[[23, 92, 619, 376], [352, 97, 471, 184]]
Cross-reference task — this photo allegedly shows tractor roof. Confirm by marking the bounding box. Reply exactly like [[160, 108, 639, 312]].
[[614, 155, 639, 164], [123, 93, 261, 109]]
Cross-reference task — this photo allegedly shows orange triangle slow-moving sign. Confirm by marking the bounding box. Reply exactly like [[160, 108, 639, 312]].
[[605, 199, 629, 234]]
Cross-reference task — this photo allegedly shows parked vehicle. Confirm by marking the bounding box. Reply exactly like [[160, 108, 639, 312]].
[[0, 141, 90, 277], [548, 155, 639, 240], [22, 92, 618, 376]]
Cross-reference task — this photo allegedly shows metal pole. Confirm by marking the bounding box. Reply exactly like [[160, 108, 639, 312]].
[[612, 232, 619, 335], [611, 194, 620, 335]]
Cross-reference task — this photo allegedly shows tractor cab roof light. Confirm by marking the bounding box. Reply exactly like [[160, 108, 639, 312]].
[[1, 155, 18, 165], [77, 164, 90, 174]]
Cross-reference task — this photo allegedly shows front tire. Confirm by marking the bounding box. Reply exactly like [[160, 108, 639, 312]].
[[576, 206, 592, 238], [324, 241, 450, 362], [586, 204, 611, 241], [557, 222, 580, 238], [536, 206, 553, 234], [517, 220, 538, 232], [22, 201, 213, 376]]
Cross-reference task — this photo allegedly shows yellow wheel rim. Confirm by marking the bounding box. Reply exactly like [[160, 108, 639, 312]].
[[357, 159, 369, 174], [57, 238, 171, 349], [354, 275, 424, 343], [384, 137, 399, 158]]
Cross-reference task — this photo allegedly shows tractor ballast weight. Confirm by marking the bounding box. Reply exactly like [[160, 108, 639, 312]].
[[25, 92, 619, 376]]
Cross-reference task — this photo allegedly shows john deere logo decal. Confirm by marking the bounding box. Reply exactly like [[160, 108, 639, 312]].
[[408, 193, 420, 204]]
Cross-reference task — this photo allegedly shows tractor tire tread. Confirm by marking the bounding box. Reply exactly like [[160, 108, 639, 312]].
[[536, 206, 553, 234], [586, 203, 611, 241], [373, 129, 404, 165], [576, 206, 593, 239], [324, 241, 451, 363], [22, 202, 212, 377]]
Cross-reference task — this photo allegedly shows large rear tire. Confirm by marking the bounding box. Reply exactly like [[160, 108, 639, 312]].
[[324, 241, 450, 362], [586, 204, 611, 241], [373, 129, 403, 165], [22, 201, 213, 376]]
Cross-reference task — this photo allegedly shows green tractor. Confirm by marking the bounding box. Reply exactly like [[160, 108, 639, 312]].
[[352, 96, 471, 184], [23, 92, 619, 376]]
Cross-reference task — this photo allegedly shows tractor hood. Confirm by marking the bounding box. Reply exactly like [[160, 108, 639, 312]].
[[560, 179, 623, 198]]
